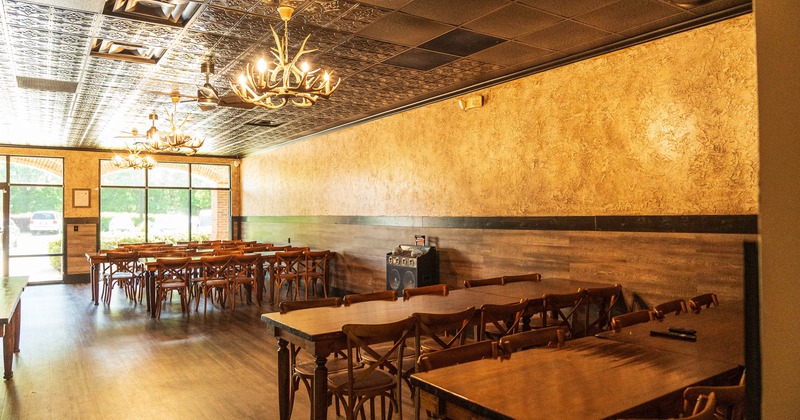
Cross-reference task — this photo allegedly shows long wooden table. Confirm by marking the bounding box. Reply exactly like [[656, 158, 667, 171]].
[[261, 279, 612, 420], [0, 276, 27, 380], [596, 301, 744, 366], [87, 250, 333, 310], [410, 337, 742, 419]]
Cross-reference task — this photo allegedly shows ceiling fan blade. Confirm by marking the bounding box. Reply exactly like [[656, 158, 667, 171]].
[[218, 93, 255, 109]]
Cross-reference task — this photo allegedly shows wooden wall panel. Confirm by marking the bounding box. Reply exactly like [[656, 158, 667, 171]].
[[65, 224, 96, 275], [244, 220, 753, 308]]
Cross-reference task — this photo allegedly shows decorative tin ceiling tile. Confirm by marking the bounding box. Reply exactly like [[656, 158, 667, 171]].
[[191, 6, 245, 36]]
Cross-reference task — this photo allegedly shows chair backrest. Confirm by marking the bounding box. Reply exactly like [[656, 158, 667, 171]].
[[583, 284, 623, 335], [214, 249, 245, 256], [543, 290, 587, 337], [403, 284, 448, 301], [154, 257, 192, 284], [303, 250, 330, 277], [106, 251, 140, 276], [479, 299, 528, 341], [653, 299, 687, 319], [417, 340, 498, 373], [498, 326, 565, 354], [343, 290, 397, 306], [269, 245, 291, 251], [287, 246, 310, 252], [199, 255, 233, 280], [279, 297, 342, 313], [231, 253, 261, 278], [413, 306, 476, 352], [340, 317, 417, 399], [246, 244, 271, 252], [689, 293, 719, 313], [685, 392, 718, 420], [502, 273, 541, 284], [463, 277, 503, 288], [683, 382, 744, 420], [610, 310, 655, 332]]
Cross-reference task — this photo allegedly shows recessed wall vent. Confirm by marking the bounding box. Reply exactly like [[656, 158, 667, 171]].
[[16, 77, 78, 93], [103, 0, 201, 27]]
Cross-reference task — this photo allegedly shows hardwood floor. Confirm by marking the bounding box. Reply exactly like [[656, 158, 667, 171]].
[[0, 284, 415, 419]]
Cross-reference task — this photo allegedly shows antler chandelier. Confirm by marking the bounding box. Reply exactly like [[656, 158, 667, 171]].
[[230, 4, 340, 109], [112, 129, 156, 170], [145, 90, 205, 155]]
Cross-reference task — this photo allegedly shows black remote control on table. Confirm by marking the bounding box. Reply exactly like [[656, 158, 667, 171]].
[[668, 327, 697, 335]]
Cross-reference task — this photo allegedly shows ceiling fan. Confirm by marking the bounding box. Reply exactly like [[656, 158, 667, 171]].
[[144, 53, 255, 111]]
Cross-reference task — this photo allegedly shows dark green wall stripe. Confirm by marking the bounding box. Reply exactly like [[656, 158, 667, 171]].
[[236, 215, 757, 234]]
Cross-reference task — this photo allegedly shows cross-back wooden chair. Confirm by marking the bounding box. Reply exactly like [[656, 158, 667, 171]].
[[329, 317, 417, 420], [683, 378, 744, 420], [583, 284, 623, 336], [413, 307, 476, 354], [689, 293, 719, 313], [273, 251, 305, 304], [414, 338, 500, 420], [303, 250, 331, 299], [153, 257, 192, 319], [213, 248, 244, 256], [478, 299, 529, 341], [228, 253, 262, 309], [463, 277, 503, 288], [103, 251, 142, 305], [653, 299, 688, 319], [542, 290, 587, 338], [610, 309, 656, 332], [402, 284, 448, 301], [343, 290, 397, 306], [279, 297, 344, 419], [194, 255, 233, 316], [502, 273, 541, 284]]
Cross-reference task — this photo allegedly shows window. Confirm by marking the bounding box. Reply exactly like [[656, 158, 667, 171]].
[[100, 161, 231, 249], [6, 156, 64, 283]]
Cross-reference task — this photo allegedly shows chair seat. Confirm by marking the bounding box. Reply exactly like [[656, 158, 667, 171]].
[[528, 317, 567, 329], [202, 279, 228, 287], [295, 356, 353, 376], [161, 281, 186, 289], [328, 368, 396, 391]]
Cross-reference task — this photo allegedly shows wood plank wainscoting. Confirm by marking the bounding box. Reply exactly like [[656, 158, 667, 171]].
[[240, 215, 756, 307], [63, 217, 99, 283]]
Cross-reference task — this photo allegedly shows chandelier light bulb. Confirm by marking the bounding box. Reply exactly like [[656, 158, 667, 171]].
[[257, 58, 268, 74]]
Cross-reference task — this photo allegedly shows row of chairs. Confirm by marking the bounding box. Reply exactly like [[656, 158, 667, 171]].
[[101, 251, 262, 317], [465, 274, 623, 339], [610, 293, 719, 332], [279, 287, 567, 420], [272, 249, 333, 304]]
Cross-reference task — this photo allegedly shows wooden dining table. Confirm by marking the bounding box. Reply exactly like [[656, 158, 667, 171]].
[[0, 276, 27, 380], [595, 301, 745, 366], [261, 279, 615, 420], [410, 337, 742, 419]]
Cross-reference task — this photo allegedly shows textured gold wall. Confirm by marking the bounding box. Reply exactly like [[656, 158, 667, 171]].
[[242, 15, 757, 217]]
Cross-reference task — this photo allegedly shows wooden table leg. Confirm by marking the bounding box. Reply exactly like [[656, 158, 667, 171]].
[[3, 305, 18, 380], [147, 271, 156, 318], [255, 262, 264, 304], [278, 338, 290, 420], [268, 261, 276, 306], [13, 300, 20, 353], [92, 263, 100, 305], [312, 355, 330, 420]]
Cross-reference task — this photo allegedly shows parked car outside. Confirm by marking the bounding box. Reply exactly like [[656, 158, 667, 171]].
[[29, 211, 62, 234], [108, 216, 136, 233]]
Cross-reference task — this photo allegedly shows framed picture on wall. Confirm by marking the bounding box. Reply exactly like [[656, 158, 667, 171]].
[[73, 189, 90, 208]]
